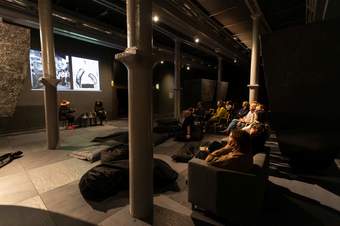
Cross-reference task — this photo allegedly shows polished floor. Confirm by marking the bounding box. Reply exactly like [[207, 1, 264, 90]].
[[0, 120, 339, 226]]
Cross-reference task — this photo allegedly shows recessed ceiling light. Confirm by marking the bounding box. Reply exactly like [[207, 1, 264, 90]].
[[195, 38, 200, 43], [234, 58, 238, 63], [153, 15, 159, 22], [160, 61, 164, 64], [186, 66, 190, 70]]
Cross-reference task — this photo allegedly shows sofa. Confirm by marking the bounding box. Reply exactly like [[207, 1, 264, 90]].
[[188, 152, 269, 225]]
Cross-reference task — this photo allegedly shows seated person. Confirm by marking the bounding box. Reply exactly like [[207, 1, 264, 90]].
[[59, 100, 75, 128], [224, 102, 257, 134], [193, 102, 205, 122], [176, 109, 194, 141], [248, 123, 268, 155], [237, 101, 250, 118], [94, 100, 106, 125], [206, 101, 227, 126], [254, 104, 267, 124], [205, 129, 253, 171]]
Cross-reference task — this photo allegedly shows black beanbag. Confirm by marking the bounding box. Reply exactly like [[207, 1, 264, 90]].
[[79, 158, 178, 201], [101, 144, 129, 164], [79, 160, 129, 201]]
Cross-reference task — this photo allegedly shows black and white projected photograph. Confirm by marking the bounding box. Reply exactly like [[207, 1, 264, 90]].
[[72, 56, 100, 91], [29, 50, 71, 90], [55, 54, 71, 90], [29, 49, 43, 89]]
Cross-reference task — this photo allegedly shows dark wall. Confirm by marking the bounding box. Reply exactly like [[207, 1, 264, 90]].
[[262, 19, 340, 167], [0, 29, 117, 133], [153, 62, 174, 117]]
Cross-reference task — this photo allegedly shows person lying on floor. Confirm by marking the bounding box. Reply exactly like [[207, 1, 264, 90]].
[[205, 129, 253, 172], [175, 109, 194, 141]]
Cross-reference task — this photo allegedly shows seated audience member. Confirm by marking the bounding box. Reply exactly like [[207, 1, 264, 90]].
[[193, 102, 205, 121], [59, 100, 75, 128], [248, 123, 268, 155], [205, 129, 253, 171], [94, 100, 106, 125], [224, 102, 257, 134], [207, 101, 227, 125], [254, 104, 266, 124], [176, 109, 194, 141], [241, 103, 266, 132], [237, 101, 250, 118], [225, 100, 234, 112]]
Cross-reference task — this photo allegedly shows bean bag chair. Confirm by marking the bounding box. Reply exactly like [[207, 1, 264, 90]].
[[171, 143, 199, 163], [101, 144, 129, 164], [79, 159, 178, 201], [79, 160, 129, 201]]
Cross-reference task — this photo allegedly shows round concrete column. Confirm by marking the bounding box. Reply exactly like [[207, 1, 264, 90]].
[[115, 0, 153, 221], [38, 0, 59, 149], [248, 15, 260, 103]]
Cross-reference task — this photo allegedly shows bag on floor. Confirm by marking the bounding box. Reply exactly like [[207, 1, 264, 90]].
[[79, 160, 129, 201], [101, 144, 129, 164], [79, 159, 178, 201]]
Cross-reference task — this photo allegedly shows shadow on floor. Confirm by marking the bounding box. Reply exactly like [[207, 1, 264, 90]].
[[269, 148, 340, 197], [0, 205, 95, 226], [258, 182, 340, 226]]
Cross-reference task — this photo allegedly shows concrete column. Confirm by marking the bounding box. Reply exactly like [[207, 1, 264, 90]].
[[217, 56, 223, 101], [38, 0, 59, 149], [174, 39, 181, 120], [115, 0, 153, 221], [248, 15, 260, 103]]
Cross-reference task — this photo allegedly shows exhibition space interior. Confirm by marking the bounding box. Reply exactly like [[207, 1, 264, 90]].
[[0, 0, 339, 225]]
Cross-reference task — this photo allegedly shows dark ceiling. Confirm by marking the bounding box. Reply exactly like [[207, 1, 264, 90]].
[[257, 0, 305, 30], [1, 0, 319, 69]]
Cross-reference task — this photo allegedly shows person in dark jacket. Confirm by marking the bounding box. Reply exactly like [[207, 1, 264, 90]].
[[94, 100, 106, 125], [59, 100, 75, 128], [176, 110, 194, 141]]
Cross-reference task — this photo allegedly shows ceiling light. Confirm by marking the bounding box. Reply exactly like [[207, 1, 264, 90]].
[[194, 38, 200, 43], [160, 61, 164, 64], [234, 58, 238, 63], [153, 15, 159, 22], [155, 83, 160, 90], [186, 66, 190, 70], [233, 36, 238, 40]]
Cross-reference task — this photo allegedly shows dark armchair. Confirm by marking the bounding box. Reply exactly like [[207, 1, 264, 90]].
[[188, 153, 269, 225]]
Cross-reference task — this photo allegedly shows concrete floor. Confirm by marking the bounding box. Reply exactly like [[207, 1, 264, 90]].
[[0, 120, 339, 226]]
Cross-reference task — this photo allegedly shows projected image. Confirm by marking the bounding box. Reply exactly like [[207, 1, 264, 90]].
[[29, 50, 71, 90], [55, 54, 71, 90], [72, 56, 100, 91], [29, 50, 43, 89]]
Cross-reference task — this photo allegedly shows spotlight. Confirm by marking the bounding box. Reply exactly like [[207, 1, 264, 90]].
[[155, 83, 160, 90], [194, 38, 200, 43], [160, 60, 164, 64], [186, 66, 190, 70], [153, 15, 159, 22], [234, 58, 238, 63], [233, 36, 238, 40]]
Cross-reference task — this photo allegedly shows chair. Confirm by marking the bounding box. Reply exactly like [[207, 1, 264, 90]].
[[188, 153, 269, 225]]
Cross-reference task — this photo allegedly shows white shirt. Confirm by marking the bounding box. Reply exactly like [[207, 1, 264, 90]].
[[243, 111, 256, 124]]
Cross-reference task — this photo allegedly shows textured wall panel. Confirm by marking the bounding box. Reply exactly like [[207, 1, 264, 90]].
[[0, 22, 30, 117]]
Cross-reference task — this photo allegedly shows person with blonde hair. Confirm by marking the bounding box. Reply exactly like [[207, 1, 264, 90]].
[[224, 102, 257, 134]]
